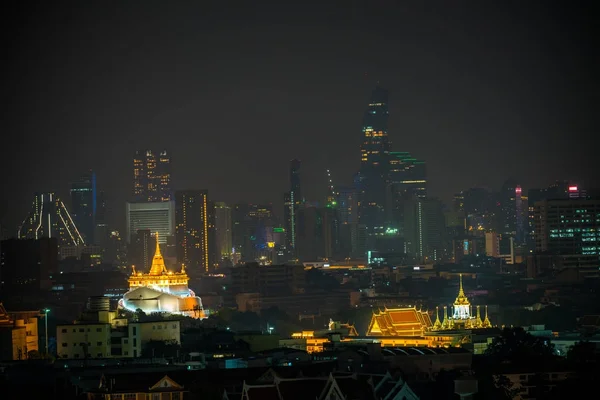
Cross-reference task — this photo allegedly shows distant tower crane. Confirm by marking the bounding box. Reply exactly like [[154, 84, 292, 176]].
[[326, 169, 337, 207]]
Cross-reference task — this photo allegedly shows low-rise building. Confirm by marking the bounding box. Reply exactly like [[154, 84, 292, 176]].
[[0, 303, 40, 360], [56, 297, 181, 359]]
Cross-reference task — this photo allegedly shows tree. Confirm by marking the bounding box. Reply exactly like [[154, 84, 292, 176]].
[[133, 308, 147, 322], [484, 327, 555, 363], [566, 340, 597, 365]]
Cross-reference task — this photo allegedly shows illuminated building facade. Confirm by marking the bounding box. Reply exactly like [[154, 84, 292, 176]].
[[431, 274, 491, 331], [18, 193, 85, 246], [119, 233, 205, 318], [533, 198, 600, 275], [388, 151, 427, 200], [126, 201, 174, 245], [133, 150, 172, 202], [175, 190, 211, 272], [284, 159, 302, 259], [214, 202, 233, 262], [403, 197, 446, 263], [70, 171, 96, 244], [358, 86, 391, 233]]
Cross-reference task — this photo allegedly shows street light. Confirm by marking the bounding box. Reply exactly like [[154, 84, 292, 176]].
[[43, 309, 50, 355]]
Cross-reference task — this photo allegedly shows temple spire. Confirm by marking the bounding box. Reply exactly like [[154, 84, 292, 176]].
[[458, 273, 465, 297], [433, 306, 442, 330], [154, 231, 161, 256], [482, 305, 492, 328]]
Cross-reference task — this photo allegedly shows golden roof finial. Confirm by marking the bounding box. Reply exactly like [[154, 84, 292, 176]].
[[454, 273, 470, 306], [433, 306, 442, 330], [154, 231, 161, 256], [149, 231, 167, 275]]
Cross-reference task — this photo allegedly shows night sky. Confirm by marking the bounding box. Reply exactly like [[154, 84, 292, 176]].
[[3, 0, 597, 233]]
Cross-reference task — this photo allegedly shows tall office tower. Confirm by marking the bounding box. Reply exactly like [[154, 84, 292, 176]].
[[387, 151, 427, 234], [126, 201, 175, 245], [515, 185, 526, 244], [174, 190, 210, 273], [133, 150, 172, 202], [455, 187, 495, 232], [526, 181, 575, 251], [18, 193, 85, 247], [284, 159, 302, 258], [403, 197, 446, 263], [70, 171, 96, 244], [233, 204, 274, 262], [498, 179, 519, 236], [336, 186, 358, 258], [214, 202, 233, 262], [94, 191, 109, 252], [358, 86, 391, 232], [131, 229, 154, 271], [533, 198, 600, 277], [296, 205, 337, 261]]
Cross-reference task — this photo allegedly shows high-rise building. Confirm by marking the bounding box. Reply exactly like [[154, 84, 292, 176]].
[[126, 201, 175, 245], [214, 202, 232, 262], [284, 159, 302, 258], [133, 150, 172, 202], [174, 190, 210, 272], [70, 171, 97, 244], [233, 204, 274, 262], [358, 86, 391, 232], [131, 229, 154, 272], [533, 198, 600, 276], [18, 193, 85, 247], [403, 197, 446, 263]]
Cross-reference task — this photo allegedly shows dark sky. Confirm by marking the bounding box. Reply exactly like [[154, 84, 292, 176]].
[[2, 0, 597, 233]]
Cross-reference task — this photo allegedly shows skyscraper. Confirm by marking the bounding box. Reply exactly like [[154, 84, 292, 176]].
[[70, 171, 96, 244], [358, 86, 391, 232], [284, 159, 302, 258], [126, 201, 175, 245], [175, 190, 210, 272], [18, 193, 85, 247], [133, 150, 172, 202], [214, 202, 233, 262]]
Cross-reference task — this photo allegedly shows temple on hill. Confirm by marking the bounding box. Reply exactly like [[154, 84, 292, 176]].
[[119, 233, 206, 319], [431, 274, 492, 331]]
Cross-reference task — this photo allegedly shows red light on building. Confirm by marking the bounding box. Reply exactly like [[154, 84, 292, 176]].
[[515, 187, 522, 194], [568, 186, 578, 192]]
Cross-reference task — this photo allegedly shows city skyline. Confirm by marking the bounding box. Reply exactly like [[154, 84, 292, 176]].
[[3, 1, 596, 233]]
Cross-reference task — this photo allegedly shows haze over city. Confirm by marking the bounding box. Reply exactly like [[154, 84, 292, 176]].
[[3, 0, 596, 232], [1, 2, 598, 399]]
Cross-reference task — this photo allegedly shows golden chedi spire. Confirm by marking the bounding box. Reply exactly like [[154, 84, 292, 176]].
[[454, 274, 470, 306], [433, 306, 442, 330], [149, 232, 167, 275], [476, 305, 483, 327], [482, 305, 492, 328]]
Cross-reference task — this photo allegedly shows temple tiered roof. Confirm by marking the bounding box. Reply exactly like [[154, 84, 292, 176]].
[[366, 306, 432, 337]]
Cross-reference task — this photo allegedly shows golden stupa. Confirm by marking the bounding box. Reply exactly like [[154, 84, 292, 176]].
[[432, 274, 492, 331], [120, 232, 205, 319]]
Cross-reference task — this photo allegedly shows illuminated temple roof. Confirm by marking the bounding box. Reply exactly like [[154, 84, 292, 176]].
[[149, 232, 167, 275], [128, 232, 189, 288], [121, 232, 205, 319], [366, 307, 432, 337]]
